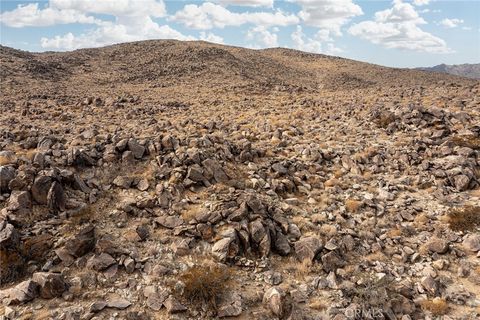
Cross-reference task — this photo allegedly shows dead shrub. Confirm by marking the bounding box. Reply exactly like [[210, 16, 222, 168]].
[[180, 263, 231, 312], [420, 297, 448, 315], [447, 206, 480, 231]]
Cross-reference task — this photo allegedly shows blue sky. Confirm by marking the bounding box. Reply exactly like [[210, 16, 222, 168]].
[[0, 0, 479, 68]]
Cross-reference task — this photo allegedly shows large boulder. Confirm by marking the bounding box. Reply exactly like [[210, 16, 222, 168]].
[[32, 272, 66, 299], [31, 175, 52, 204], [294, 236, 323, 262], [7, 190, 32, 214], [0, 280, 39, 305], [64, 225, 95, 257]]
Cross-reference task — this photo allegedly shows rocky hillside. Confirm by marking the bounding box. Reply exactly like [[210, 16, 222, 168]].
[[418, 63, 480, 79], [0, 40, 479, 320]]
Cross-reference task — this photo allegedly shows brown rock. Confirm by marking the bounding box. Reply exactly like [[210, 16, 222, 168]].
[[164, 295, 187, 313], [64, 224, 95, 257], [32, 272, 66, 299], [295, 236, 323, 262], [263, 286, 285, 317], [31, 175, 52, 204], [47, 181, 66, 213]]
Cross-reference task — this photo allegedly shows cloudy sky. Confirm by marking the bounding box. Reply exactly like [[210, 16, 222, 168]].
[[0, 0, 478, 67]]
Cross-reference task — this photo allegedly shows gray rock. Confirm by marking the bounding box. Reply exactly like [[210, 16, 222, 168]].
[[217, 292, 242, 318], [113, 176, 133, 189], [107, 297, 131, 309], [426, 238, 449, 254], [144, 286, 169, 311], [202, 159, 229, 183], [90, 301, 107, 313], [64, 225, 95, 257], [453, 174, 470, 191], [87, 253, 116, 271], [32, 272, 66, 299], [2, 280, 39, 305], [155, 215, 184, 229], [263, 286, 285, 317], [321, 251, 345, 272], [295, 236, 323, 262], [7, 190, 31, 213], [47, 181, 66, 213], [0, 166, 15, 192], [164, 295, 187, 313], [273, 231, 291, 256], [137, 178, 149, 191], [212, 236, 238, 262], [463, 234, 480, 252], [127, 138, 145, 159], [186, 164, 205, 182]]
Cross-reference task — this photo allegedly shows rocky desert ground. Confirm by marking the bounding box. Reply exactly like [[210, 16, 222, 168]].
[[0, 40, 479, 320]]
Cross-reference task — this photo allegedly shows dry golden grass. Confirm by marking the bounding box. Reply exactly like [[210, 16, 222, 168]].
[[420, 298, 448, 315], [365, 251, 387, 263], [450, 135, 480, 150], [308, 297, 326, 311], [324, 178, 340, 187], [345, 199, 362, 213], [386, 228, 402, 238], [446, 206, 480, 231], [0, 155, 13, 166], [180, 263, 231, 311]]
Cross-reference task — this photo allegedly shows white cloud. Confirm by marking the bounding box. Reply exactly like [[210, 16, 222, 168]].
[[213, 0, 273, 7], [440, 18, 464, 28], [348, 0, 452, 53], [41, 19, 194, 50], [413, 0, 430, 6], [291, 0, 363, 35], [375, 0, 425, 24], [246, 26, 278, 47], [49, 0, 166, 18], [30, 0, 192, 50], [199, 31, 224, 44], [291, 25, 342, 55], [0, 3, 100, 27], [171, 2, 299, 30]]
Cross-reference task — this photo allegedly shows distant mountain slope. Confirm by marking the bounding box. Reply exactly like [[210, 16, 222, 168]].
[[417, 63, 480, 79]]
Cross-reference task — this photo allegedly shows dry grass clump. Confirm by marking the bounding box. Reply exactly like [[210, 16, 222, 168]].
[[450, 135, 480, 150], [345, 199, 362, 213], [375, 111, 396, 128], [420, 297, 448, 315], [0, 155, 14, 166], [447, 206, 480, 231], [343, 274, 392, 310], [180, 263, 231, 311]]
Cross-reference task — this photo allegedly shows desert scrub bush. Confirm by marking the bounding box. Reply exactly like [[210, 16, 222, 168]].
[[342, 273, 394, 311], [180, 263, 231, 312], [420, 297, 448, 315], [447, 206, 480, 231]]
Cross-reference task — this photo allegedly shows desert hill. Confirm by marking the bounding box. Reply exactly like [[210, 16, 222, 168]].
[[0, 40, 479, 320], [1, 40, 474, 102]]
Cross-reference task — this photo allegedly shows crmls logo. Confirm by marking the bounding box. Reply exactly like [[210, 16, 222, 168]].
[[345, 308, 384, 319]]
